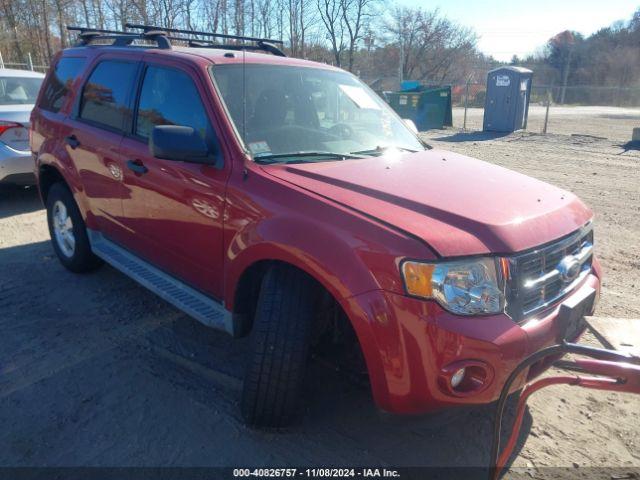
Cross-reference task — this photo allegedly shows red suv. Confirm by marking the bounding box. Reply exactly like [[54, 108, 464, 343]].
[[31, 25, 600, 427]]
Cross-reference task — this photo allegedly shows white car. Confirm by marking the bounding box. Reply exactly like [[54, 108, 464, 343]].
[[0, 68, 44, 185]]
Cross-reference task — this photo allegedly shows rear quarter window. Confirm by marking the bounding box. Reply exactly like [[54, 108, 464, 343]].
[[39, 57, 86, 113]]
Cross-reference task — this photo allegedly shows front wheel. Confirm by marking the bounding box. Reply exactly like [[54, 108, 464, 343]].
[[241, 264, 317, 428], [46, 182, 102, 273]]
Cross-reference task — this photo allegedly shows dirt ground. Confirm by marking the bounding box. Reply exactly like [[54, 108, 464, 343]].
[[1, 128, 639, 477], [453, 105, 640, 143]]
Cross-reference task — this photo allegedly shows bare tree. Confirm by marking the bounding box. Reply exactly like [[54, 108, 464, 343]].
[[340, 0, 375, 71], [316, 0, 343, 66], [386, 7, 477, 82]]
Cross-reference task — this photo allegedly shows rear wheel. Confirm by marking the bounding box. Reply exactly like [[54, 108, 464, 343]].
[[241, 264, 316, 428], [46, 182, 102, 273]]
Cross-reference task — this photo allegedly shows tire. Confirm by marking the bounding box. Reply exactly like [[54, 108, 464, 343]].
[[46, 182, 102, 273], [241, 264, 317, 428]]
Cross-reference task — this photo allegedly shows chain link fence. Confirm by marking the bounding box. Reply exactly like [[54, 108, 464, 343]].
[[0, 51, 49, 73], [451, 81, 640, 144], [2, 51, 638, 144]]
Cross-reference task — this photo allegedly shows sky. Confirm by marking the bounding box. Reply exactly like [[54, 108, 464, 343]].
[[395, 0, 638, 61]]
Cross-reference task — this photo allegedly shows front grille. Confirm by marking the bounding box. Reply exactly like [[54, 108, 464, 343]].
[[506, 225, 593, 322]]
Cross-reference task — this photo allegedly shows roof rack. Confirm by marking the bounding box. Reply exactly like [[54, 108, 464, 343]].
[[67, 26, 171, 49], [126, 24, 286, 57], [126, 23, 284, 45], [66, 25, 287, 57]]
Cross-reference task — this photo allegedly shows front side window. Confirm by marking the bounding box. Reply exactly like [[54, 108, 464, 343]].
[[210, 64, 423, 162], [79, 60, 138, 131], [135, 66, 211, 144], [38, 57, 85, 112]]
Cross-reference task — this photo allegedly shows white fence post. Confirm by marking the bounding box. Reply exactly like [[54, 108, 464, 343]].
[[0, 50, 4, 69], [27, 52, 34, 71]]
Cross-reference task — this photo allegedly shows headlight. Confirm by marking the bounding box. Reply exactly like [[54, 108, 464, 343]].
[[401, 258, 505, 315]]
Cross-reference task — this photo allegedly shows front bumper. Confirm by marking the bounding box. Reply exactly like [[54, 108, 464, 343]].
[[0, 143, 35, 185], [347, 258, 602, 414]]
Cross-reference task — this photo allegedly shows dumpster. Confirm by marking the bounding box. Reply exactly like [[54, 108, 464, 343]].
[[400, 80, 421, 92], [385, 85, 453, 131]]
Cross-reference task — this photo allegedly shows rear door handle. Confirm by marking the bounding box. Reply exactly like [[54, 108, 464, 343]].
[[65, 135, 80, 149], [126, 159, 148, 175]]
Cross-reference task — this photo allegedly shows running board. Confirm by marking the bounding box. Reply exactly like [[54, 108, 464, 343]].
[[88, 230, 233, 335]]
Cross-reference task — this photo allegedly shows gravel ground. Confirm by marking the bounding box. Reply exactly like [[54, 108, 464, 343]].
[[1, 128, 639, 477]]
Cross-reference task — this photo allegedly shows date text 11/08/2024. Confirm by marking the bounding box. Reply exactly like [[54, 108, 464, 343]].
[[233, 468, 401, 478]]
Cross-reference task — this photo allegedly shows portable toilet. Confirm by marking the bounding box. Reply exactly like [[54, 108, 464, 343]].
[[483, 67, 532, 132]]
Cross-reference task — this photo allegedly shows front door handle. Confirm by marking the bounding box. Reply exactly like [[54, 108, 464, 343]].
[[65, 135, 80, 149], [126, 159, 148, 175]]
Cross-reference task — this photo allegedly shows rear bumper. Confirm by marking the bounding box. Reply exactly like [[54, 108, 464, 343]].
[[0, 144, 34, 185], [348, 258, 602, 414]]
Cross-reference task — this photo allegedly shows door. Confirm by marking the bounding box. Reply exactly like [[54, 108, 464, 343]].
[[117, 62, 229, 298], [514, 77, 529, 130], [485, 72, 513, 132], [63, 57, 140, 244]]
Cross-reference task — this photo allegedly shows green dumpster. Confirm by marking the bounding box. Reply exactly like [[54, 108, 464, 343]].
[[385, 86, 453, 131]]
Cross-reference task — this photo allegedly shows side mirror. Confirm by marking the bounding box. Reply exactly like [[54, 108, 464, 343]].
[[403, 118, 418, 134], [149, 125, 212, 163]]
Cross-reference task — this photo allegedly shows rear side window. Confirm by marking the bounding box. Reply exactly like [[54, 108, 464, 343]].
[[79, 60, 138, 131], [135, 66, 210, 141], [39, 57, 85, 112], [0, 76, 43, 105]]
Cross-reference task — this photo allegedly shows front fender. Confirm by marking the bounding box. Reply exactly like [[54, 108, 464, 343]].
[[224, 215, 399, 410], [224, 214, 381, 308], [222, 165, 435, 410]]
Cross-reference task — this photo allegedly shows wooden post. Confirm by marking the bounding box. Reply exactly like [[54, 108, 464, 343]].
[[0, 50, 4, 69], [27, 52, 34, 71]]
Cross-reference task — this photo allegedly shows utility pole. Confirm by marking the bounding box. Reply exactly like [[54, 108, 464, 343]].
[[398, 39, 404, 87], [543, 88, 552, 134], [559, 46, 572, 104], [463, 76, 471, 131]]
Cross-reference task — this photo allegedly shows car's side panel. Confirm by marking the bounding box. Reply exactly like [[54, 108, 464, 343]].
[[31, 52, 96, 226], [114, 55, 233, 299], [59, 52, 144, 245]]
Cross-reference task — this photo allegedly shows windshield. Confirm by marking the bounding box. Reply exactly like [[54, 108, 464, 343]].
[[0, 76, 43, 105], [210, 64, 423, 161]]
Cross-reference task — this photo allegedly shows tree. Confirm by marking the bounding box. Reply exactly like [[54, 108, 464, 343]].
[[317, 0, 344, 66], [547, 30, 582, 103], [386, 7, 478, 82], [340, 0, 375, 71]]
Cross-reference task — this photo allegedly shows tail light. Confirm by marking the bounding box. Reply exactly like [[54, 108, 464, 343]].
[[0, 121, 29, 151]]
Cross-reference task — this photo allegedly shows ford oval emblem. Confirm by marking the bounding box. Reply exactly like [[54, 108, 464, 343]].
[[558, 256, 581, 283]]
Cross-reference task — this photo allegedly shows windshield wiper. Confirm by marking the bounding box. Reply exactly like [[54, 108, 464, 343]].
[[254, 151, 366, 164], [350, 145, 419, 156]]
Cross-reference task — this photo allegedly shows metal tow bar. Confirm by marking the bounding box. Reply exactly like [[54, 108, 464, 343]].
[[489, 340, 640, 480]]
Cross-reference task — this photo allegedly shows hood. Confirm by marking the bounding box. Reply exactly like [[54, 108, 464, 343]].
[[263, 149, 592, 257]]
